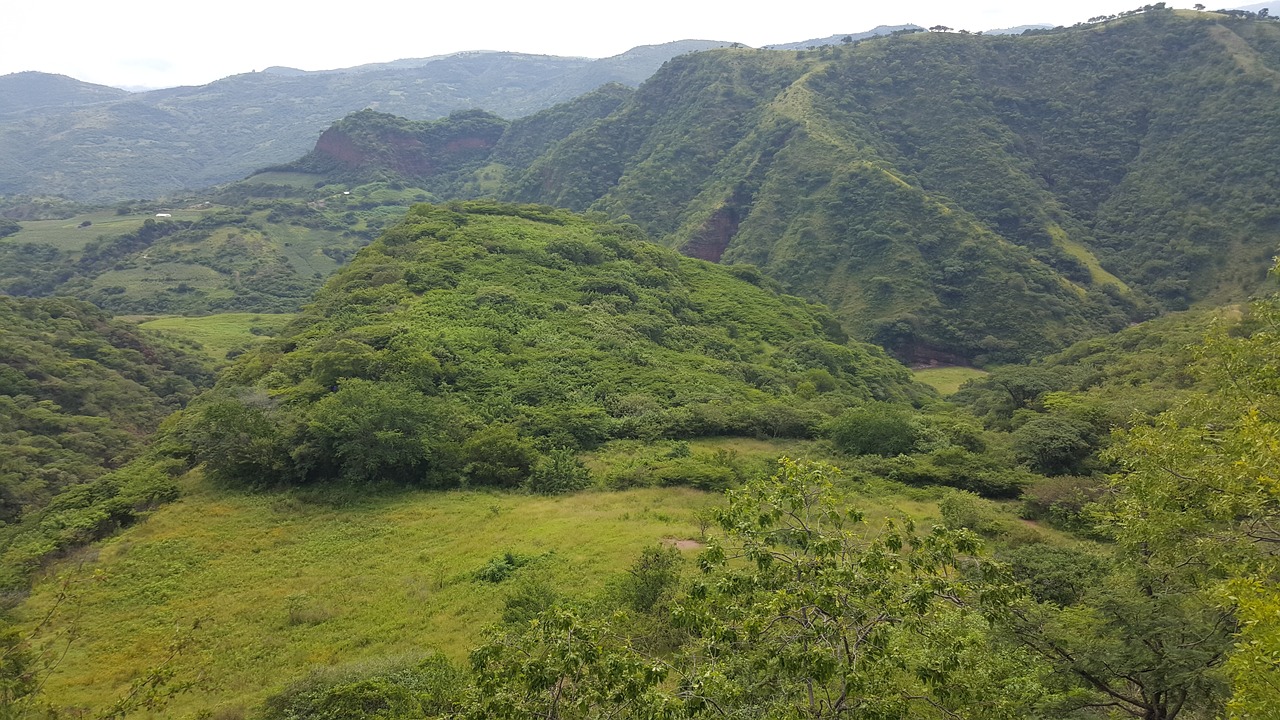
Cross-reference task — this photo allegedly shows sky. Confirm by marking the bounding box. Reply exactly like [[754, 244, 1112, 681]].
[[2, 1, 1213, 90]]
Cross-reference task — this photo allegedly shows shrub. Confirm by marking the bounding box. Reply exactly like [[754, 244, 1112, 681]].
[[938, 490, 1009, 537], [524, 448, 592, 495], [462, 426, 539, 488], [827, 404, 919, 456]]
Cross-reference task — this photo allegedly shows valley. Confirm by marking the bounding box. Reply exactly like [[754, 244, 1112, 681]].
[[1, 6, 1278, 720]]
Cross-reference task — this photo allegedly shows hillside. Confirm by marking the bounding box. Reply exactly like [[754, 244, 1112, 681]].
[[174, 201, 921, 488], [0, 185, 434, 315], [0, 43, 727, 202], [0, 72, 130, 115], [0, 296, 212, 585], [282, 12, 1280, 361]]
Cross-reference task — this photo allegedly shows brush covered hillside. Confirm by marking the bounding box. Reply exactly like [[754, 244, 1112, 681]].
[[291, 10, 1280, 363], [0, 42, 729, 202], [0, 296, 213, 584], [0, 183, 443, 315], [176, 201, 921, 489]]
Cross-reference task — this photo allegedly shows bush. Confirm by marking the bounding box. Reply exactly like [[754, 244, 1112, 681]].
[[462, 426, 539, 488], [1020, 475, 1106, 530], [938, 490, 1010, 537], [524, 448, 592, 495], [618, 545, 683, 613], [827, 404, 919, 456], [258, 654, 466, 720]]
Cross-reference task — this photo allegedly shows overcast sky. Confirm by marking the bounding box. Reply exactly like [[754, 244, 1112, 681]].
[[4, 1, 1209, 89]]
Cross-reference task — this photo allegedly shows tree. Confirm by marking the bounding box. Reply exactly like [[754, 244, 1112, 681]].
[[675, 458, 1045, 718], [827, 403, 919, 456], [1101, 278, 1280, 717]]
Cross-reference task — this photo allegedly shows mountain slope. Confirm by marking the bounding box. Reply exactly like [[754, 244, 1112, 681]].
[[458, 12, 1279, 361], [0, 296, 211, 525]]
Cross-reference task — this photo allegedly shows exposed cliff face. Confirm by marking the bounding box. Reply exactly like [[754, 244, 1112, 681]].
[[301, 109, 506, 180]]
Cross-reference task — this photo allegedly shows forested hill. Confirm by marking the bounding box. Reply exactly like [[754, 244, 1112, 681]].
[[289, 10, 1280, 363], [0, 297, 211, 533], [176, 202, 921, 489]]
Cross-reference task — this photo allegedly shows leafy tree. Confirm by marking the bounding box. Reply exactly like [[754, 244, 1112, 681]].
[[467, 607, 678, 720], [827, 403, 920, 456], [1102, 277, 1280, 716], [1012, 415, 1095, 475], [675, 458, 1044, 718]]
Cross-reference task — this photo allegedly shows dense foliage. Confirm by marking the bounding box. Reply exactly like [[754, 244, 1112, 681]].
[[174, 202, 922, 489], [0, 296, 211, 588]]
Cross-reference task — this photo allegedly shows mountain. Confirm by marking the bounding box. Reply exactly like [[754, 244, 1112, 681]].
[[286, 11, 1280, 363], [0, 72, 130, 115], [763, 25, 924, 49], [0, 43, 728, 202]]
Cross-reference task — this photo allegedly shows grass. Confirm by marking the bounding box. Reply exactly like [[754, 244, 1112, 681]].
[[18, 480, 718, 718], [17, 464, 955, 718], [8, 209, 211, 252], [913, 366, 989, 395], [243, 171, 328, 188], [138, 313, 296, 361]]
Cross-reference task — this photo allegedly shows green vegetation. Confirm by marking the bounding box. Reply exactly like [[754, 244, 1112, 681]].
[[0, 296, 212, 588], [0, 188, 425, 314], [138, 313, 296, 362], [4, 11, 1280, 720], [174, 201, 922, 490], [11, 482, 719, 717], [279, 11, 1280, 362]]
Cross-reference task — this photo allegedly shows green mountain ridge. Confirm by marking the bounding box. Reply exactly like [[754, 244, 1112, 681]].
[[282, 12, 1280, 362]]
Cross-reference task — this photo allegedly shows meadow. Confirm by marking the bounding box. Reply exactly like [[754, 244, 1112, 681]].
[[911, 366, 988, 395], [137, 313, 297, 361], [20, 454, 968, 718], [10, 209, 211, 252]]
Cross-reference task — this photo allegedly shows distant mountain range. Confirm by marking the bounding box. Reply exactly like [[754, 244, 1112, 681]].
[[0, 41, 730, 201], [0, 23, 957, 202]]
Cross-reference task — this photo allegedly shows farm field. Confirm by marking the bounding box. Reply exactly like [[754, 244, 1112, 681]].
[[9, 209, 212, 252]]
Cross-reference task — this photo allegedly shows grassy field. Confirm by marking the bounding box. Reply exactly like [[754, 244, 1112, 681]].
[[9, 209, 211, 252], [138, 313, 296, 361], [242, 171, 328, 189], [18, 462, 956, 718], [913, 366, 989, 395], [19, 480, 718, 718]]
